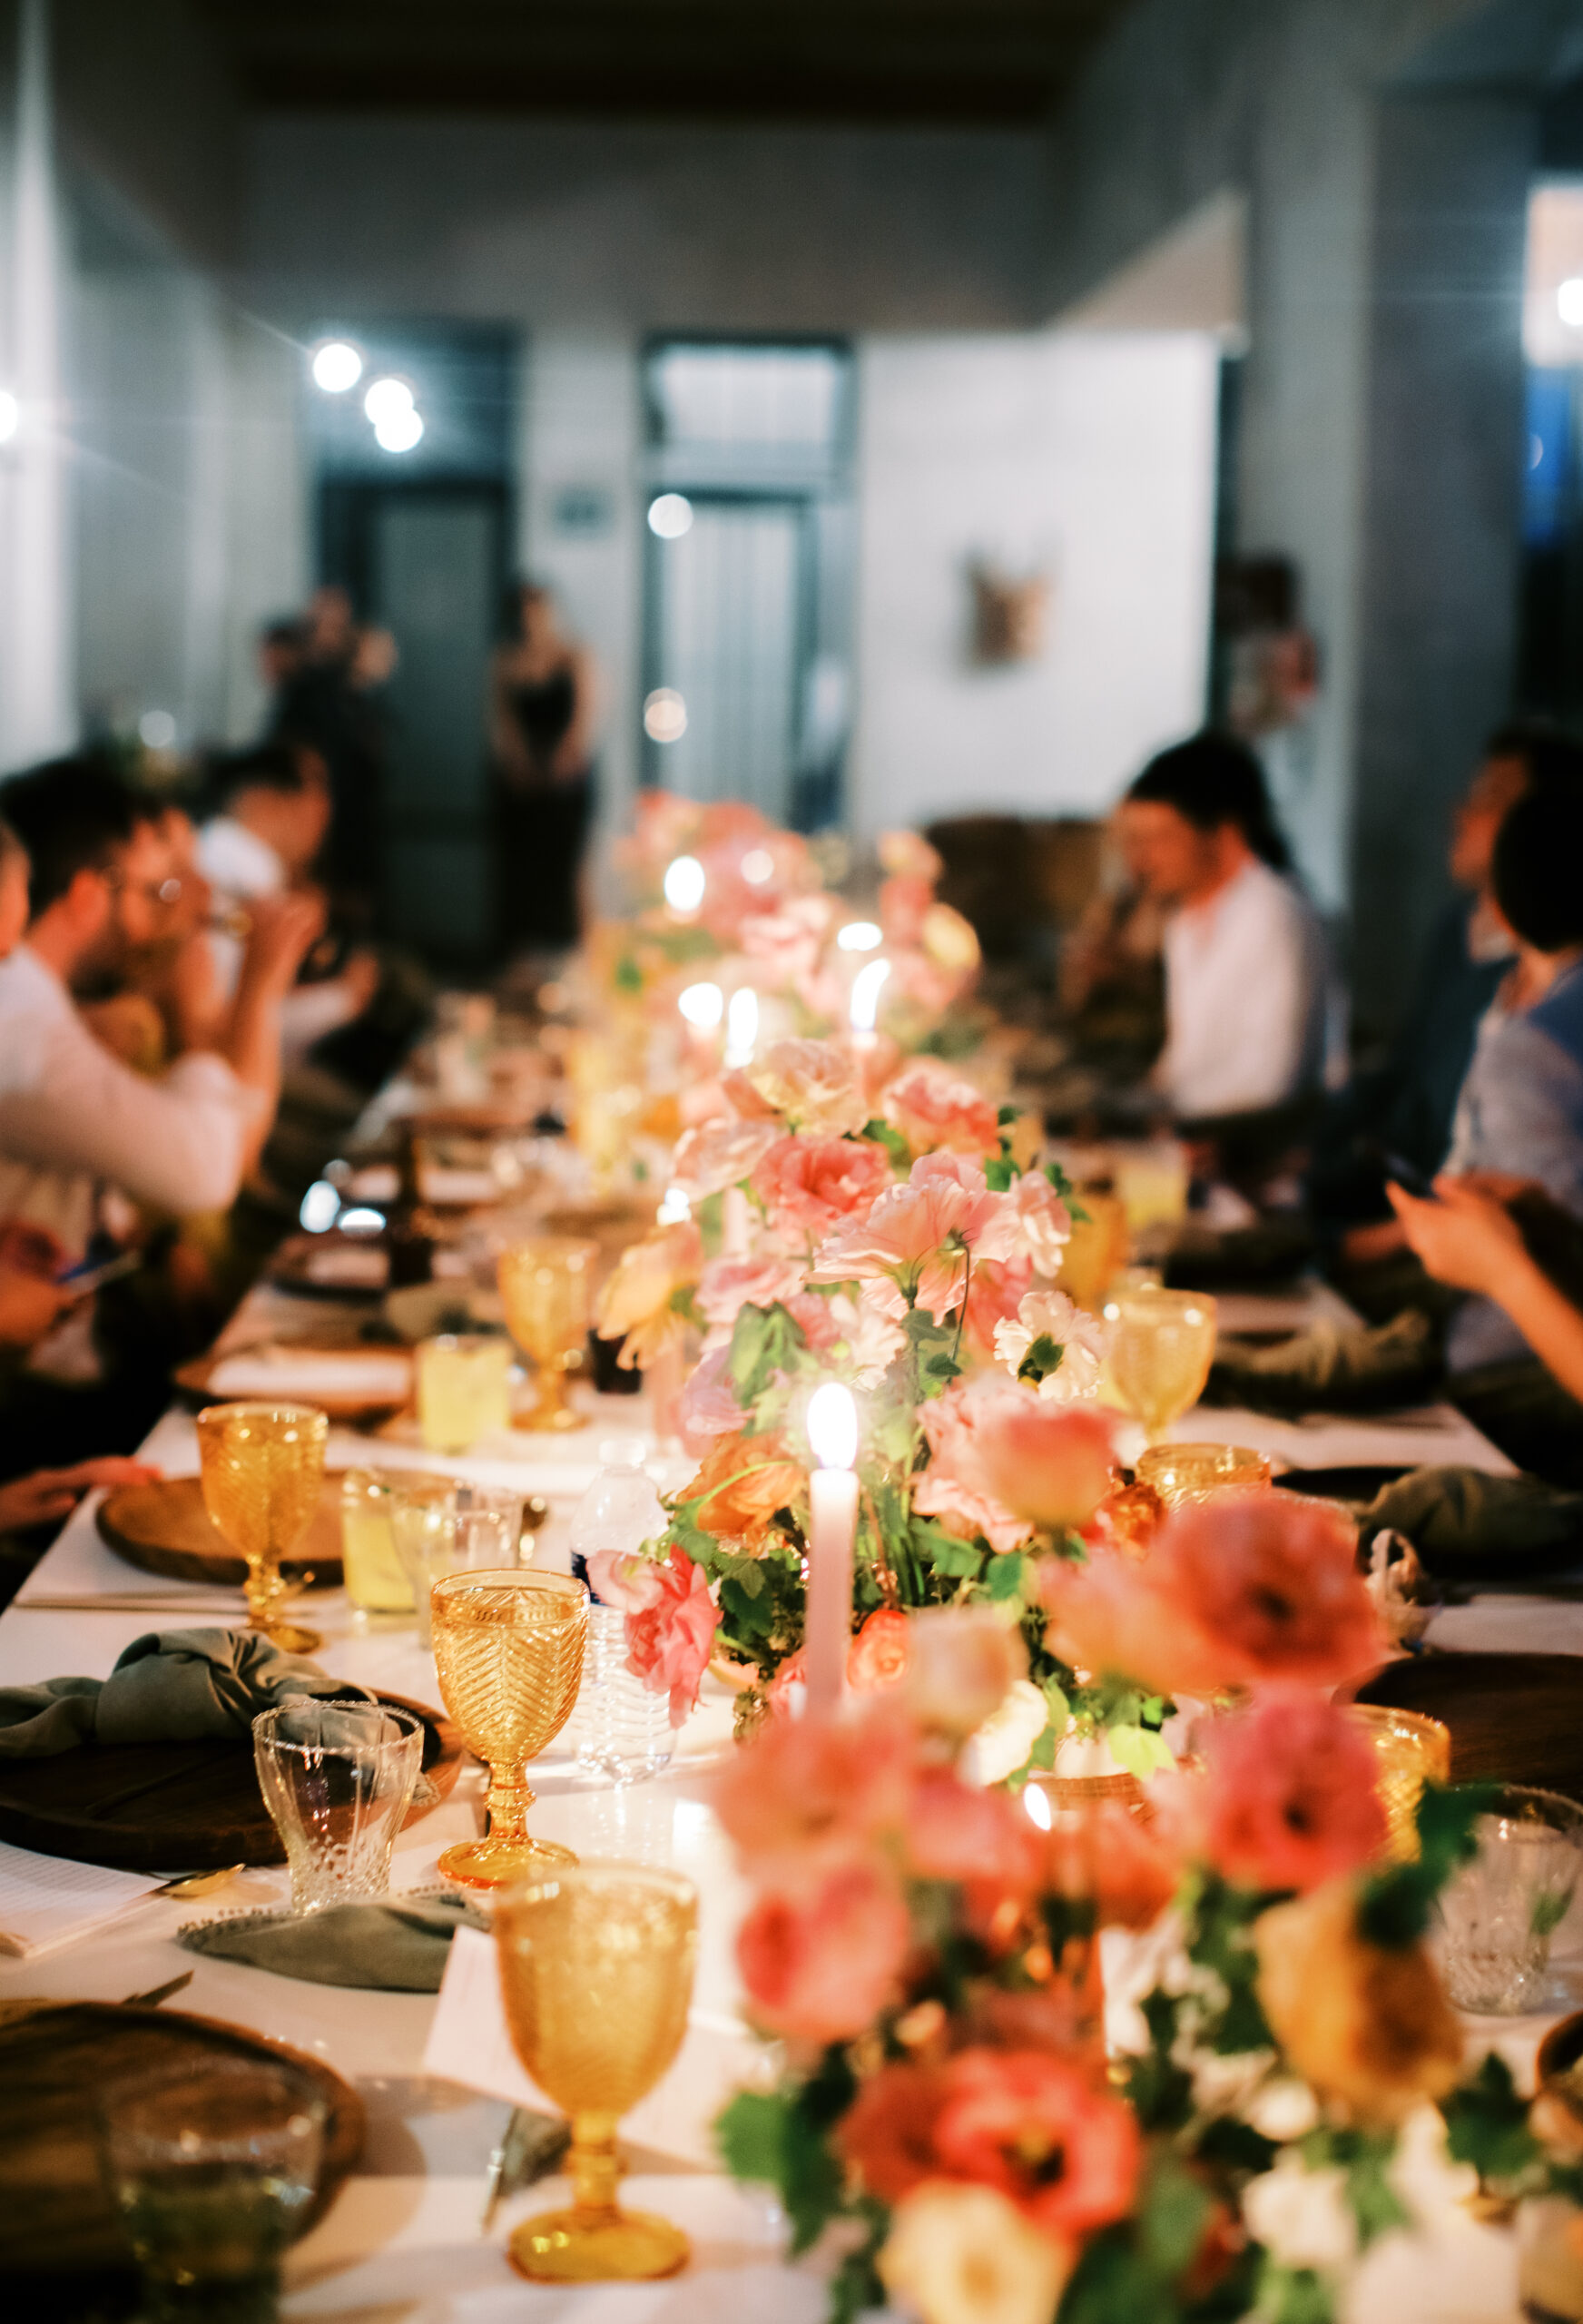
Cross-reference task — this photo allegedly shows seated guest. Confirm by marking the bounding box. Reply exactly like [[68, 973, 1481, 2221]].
[[0, 756, 317, 1265], [1119, 734, 1334, 1164], [1389, 1173, 1583, 1414], [198, 743, 379, 1064], [1313, 721, 1583, 1261]]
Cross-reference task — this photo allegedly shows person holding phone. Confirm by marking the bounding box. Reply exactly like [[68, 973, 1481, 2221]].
[[1387, 1173, 1583, 1412]]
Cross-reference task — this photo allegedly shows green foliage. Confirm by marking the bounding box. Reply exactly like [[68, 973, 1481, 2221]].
[[1358, 1784, 1496, 1950], [1140, 2153, 1214, 2279], [985, 1550, 1026, 1603], [715, 2078, 851, 2256], [726, 1300, 815, 1410], [984, 1155, 1016, 1191], [1185, 1876, 1273, 2056], [1440, 2053, 1545, 2190], [1254, 2261, 1335, 2324], [1017, 1332, 1066, 1385], [860, 1116, 911, 1170], [613, 952, 643, 994], [912, 1516, 983, 1579], [902, 1306, 962, 1398], [1106, 1723, 1177, 1780], [1299, 2126, 1408, 2249]]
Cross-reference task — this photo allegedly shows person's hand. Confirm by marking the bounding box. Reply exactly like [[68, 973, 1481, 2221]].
[[240, 891, 325, 997], [0, 1221, 68, 1279], [0, 1266, 70, 1347], [1340, 1217, 1408, 1266], [1385, 1174, 1526, 1295], [0, 1458, 161, 1533]]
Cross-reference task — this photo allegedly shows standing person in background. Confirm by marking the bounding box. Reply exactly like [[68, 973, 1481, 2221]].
[[271, 586, 396, 931], [491, 579, 600, 955], [1118, 732, 1335, 1177]]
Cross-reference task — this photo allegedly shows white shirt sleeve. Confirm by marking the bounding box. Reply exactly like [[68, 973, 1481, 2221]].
[[1158, 868, 1314, 1120], [0, 1011, 256, 1216]]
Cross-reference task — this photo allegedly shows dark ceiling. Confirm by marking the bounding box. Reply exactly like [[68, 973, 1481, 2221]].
[[197, 0, 1133, 127]]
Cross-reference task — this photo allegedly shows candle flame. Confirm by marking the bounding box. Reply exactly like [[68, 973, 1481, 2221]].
[[678, 980, 723, 1029], [850, 957, 891, 1030], [807, 1381, 859, 1472], [664, 855, 706, 913], [724, 987, 760, 1066]]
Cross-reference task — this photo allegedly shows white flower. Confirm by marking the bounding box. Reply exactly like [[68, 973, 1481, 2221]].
[[831, 1289, 908, 1387], [1244, 2077, 1322, 2144], [1242, 2153, 1358, 2274], [993, 1288, 1107, 1402], [1006, 1170, 1073, 1275], [880, 2182, 1071, 2324], [964, 1679, 1052, 1787]]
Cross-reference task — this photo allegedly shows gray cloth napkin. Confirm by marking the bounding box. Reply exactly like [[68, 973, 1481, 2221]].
[[0, 1628, 372, 1759], [1362, 1465, 1583, 1581], [178, 1894, 487, 1991], [1207, 1307, 1439, 1413]]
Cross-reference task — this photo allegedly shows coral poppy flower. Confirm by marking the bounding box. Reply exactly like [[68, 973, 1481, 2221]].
[[736, 1860, 912, 2046], [1194, 1691, 1389, 1894], [713, 1698, 915, 1888]]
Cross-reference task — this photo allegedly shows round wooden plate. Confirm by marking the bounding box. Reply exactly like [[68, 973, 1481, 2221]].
[[1352, 1652, 1583, 1799], [0, 1689, 461, 1871], [0, 2000, 364, 2280], [98, 1472, 347, 1589]]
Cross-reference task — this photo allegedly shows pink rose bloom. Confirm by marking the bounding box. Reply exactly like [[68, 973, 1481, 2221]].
[[879, 872, 933, 945], [905, 1767, 1044, 1892], [713, 1699, 916, 1889], [1006, 1170, 1073, 1275], [968, 1388, 1117, 1530], [882, 1059, 999, 1157], [696, 1254, 808, 1340], [785, 1290, 842, 1351], [1187, 1691, 1389, 1894], [671, 1116, 782, 1199], [810, 1153, 1013, 1317], [913, 1384, 1034, 1552], [675, 1344, 745, 1454], [1044, 1492, 1384, 1698], [747, 1038, 869, 1136], [960, 1255, 1033, 1362], [751, 1133, 892, 1245], [739, 895, 835, 988], [736, 1861, 912, 2045], [605, 1546, 719, 1727]]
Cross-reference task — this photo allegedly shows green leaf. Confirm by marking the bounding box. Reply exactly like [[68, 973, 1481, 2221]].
[[1106, 1723, 1176, 1779], [613, 953, 643, 994], [725, 1300, 810, 1408], [1255, 2260, 1336, 2324], [985, 1550, 1026, 1602], [983, 1156, 1015, 1192], [1017, 1331, 1065, 1384], [912, 1518, 982, 1578], [1139, 2152, 1213, 2279], [714, 2085, 847, 2255], [1440, 2053, 1545, 2188], [1359, 1783, 1497, 1949], [997, 1104, 1019, 1127], [861, 1117, 911, 1169]]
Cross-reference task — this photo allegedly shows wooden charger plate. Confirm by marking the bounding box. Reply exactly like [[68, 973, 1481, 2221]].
[[98, 1472, 348, 1590], [0, 1689, 460, 1871], [0, 2000, 363, 2280], [1352, 1652, 1583, 1798]]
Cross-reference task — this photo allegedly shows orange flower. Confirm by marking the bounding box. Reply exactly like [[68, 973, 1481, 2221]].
[[882, 1058, 999, 1157], [1044, 1801, 1181, 1932], [967, 1391, 1117, 1531], [848, 1608, 911, 1693], [683, 1428, 804, 1544], [594, 1220, 702, 1370]]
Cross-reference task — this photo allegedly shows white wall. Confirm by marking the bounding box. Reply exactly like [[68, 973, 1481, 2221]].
[[849, 330, 1219, 834]]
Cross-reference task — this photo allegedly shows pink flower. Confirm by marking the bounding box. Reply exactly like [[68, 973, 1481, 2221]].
[[675, 1344, 745, 1454], [810, 1152, 1013, 1318], [738, 895, 835, 988], [592, 1221, 703, 1371], [913, 1384, 1034, 1552], [786, 1290, 842, 1351], [1006, 1171, 1073, 1275], [671, 1118, 782, 1200], [967, 1390, 1117, 1531], [1043, 1492, 1384, 1697], [905, 1767, 1044, 1893], [929, 2049, 1141, 2242], [736, 1861, 913, 2046], [598, 1546, 719, 1727], [713, 1700, 916, 1888], [903, 1606, 1028, 1738], [696, 1254, 808, 1340], [960, 1255, 1033, 1362], [993, 1288, 1107, 1402], [831, 1289, 909, 1384], [1185, 1692, 1389, 1894], [752, 1133, 893, 1245], [882, 1059, 999, 1157], [746, 1038, 869, 1136], [879, 872, 933, 946]]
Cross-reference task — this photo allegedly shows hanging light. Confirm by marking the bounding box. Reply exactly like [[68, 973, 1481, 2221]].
[[311, 340, 364, 393]]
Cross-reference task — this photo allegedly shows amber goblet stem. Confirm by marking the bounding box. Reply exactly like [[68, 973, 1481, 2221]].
[[567, 2114, 623, 2224], [485, 1762, 536, 1849]]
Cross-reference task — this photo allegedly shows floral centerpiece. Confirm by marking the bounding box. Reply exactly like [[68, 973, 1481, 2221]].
[[587, 1030, 1160, 1780], [706, 1519, 1535, 2324]]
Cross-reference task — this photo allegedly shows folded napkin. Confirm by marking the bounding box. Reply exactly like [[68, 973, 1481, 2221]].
[[207, 1347, 412, 1401], [178, 1894, 487, 1990], [1362, 1465, 1583, 1582], [1206, 1308, 1439, 1414], [0, 1629, 372, 1759]]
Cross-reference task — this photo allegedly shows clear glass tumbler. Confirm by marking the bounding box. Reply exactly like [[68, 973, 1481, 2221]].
[[389, 1479, 526, 1647], [101, 2057, 325, 2324], [252, 1699, 424, 1912], [1435, 1783, 1583, 2014]]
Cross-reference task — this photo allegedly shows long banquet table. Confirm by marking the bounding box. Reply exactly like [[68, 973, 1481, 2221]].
[[0, 1265, 1569, 2320]]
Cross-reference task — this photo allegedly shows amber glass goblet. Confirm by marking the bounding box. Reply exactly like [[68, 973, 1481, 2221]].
[[1136, 1441, 1272, 1510], [195, 1402, 329, 1652], [1348, 1703, 1450, 1864], [1103, 1287, 1218, 1443], [496, 1863, 698, 2283], [430, 1569, 587, 1888], [498, 1236, 599, 1431]]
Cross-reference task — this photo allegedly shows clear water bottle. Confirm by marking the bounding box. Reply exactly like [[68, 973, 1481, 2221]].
[[565, 1438, 674, 1783]]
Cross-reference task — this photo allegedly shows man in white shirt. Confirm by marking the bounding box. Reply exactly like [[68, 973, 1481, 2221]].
[[1121, 733, 1333, 1128], [197, 743, 379, 1064], [0, 757, 318, 1261]]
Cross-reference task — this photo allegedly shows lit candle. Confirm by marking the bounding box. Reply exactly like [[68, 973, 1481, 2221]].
[[849, 956, 890, 1049], [724, 987, 759, 1068], [804, 1382, 860, 1717], [664, 855, 706, 915]]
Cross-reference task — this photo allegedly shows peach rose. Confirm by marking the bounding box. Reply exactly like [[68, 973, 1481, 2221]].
[[713, 1698, 916, 1888], [905, 1766, 1045, 1894], [848, 1607, 912, 1693], [811, 1153, 1014, 1319], [879, 2181, 1071, 2324], [913, 1384, 1035, 1553], [751, 1133, 893, 1245], [695, 1254, 808, 1340], [967, 1390, 1118, 1531], [736, 1860, 912, 2045], [738, 895, 833, 988], [1254, 1877, 1463, 2125], [921, 901, 982, 977], [1191, 1692, 1389, 1895], [882, 1059, 999, 1157], [903, 1605, 1027, 1738], [593, 1220, 703, 1370], [880, 872, 934, 946], [747, 1038, 869, 1136], [1044, 1800, 1182, 1933], [671, 1117, 782, 1200], [683, 1428, 804, 1545]]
